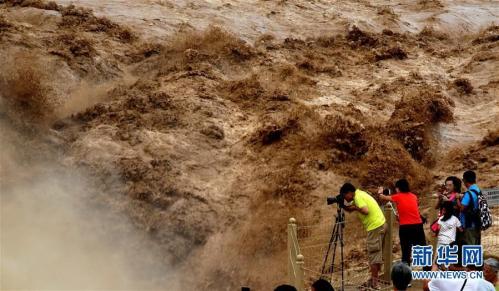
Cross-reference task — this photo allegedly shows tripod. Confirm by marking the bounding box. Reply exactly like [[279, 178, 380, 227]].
[[320, 206, 345, 291]]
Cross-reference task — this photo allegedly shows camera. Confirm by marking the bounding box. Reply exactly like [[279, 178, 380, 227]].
[[327, 193, 345, 208]]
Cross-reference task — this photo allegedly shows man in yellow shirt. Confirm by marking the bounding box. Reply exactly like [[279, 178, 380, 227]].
[[341, 182, 386, 289]]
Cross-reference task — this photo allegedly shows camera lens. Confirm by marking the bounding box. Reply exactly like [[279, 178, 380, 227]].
[[327, 196, 337, 205]]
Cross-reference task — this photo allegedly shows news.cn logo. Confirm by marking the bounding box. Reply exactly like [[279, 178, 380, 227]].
[[411, 245, 483, 267], [410, 245, 485, 281]]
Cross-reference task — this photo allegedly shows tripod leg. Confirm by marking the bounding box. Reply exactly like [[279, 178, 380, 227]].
[[322, 208, 346, 289], [330, 226, 340, 273], [340, 218, 345, 291], [321, 218, 339, 275], [328, 213, 343, 283]]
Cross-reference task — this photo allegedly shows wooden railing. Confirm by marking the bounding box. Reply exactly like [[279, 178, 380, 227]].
[[287, 218, 305, 291], [288, 204, 396, 290], [288, 188, 497, 289]]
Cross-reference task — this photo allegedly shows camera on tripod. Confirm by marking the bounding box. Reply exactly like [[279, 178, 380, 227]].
[[326, 193, 345, 208]]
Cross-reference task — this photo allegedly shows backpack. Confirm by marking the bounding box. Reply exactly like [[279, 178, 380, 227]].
[[469, 189, 493, 230]]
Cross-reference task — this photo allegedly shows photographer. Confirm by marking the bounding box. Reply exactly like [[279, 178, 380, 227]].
[[435, 176, 461, 216], [378, 179, 427, 266], [340, 183, 386, 289]]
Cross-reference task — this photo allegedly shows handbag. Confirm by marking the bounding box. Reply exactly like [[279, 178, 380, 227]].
[[430, 217, 440, 234]]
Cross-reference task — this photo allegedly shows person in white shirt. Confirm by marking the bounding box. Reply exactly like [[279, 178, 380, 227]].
[[432, 201, 463, 270], [425, 265, 496, 291], [437, 201, 463, 248], [428, 277, 496, 291]]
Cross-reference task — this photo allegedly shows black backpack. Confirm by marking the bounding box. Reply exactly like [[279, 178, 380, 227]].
[[469, 189, 492, 230]]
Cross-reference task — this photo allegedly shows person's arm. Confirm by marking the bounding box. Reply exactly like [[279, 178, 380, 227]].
[[343, 205, 356, 212], [416, 196, 427, 223], [458, 192, 469, 212], [377, 187, 394, 202], [344, 205, 368, 215], [456, 217, 463, 232], [357, 206, 369, 215], [378, 194, 393, 202], [436, 189, 451, 208], [435, 195, 442, 209], [352, 194, 369, 215]]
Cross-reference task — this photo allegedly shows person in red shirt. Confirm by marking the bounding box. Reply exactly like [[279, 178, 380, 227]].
[[379, 179, 427, 265]]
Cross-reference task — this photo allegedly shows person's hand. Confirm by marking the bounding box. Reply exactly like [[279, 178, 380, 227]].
[[346, 205, 362, 213], [343, 205, 355, 212]]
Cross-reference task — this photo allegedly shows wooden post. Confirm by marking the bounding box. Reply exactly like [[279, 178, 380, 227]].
[[428, 202, 438, 260], [288, 218, 305, 290], [295, 254, 305, 291], [288, 218, 297, 285], [383, 203, 394, 281]]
